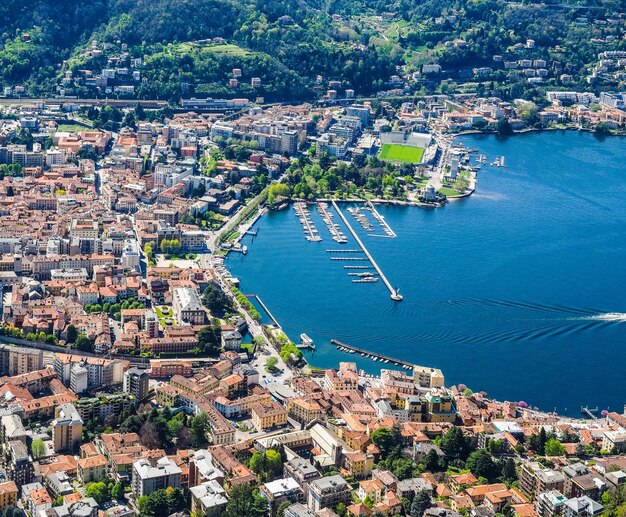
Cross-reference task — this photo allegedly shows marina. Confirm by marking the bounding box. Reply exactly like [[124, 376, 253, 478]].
[[227, 132, 626, 414], [293, 202, 321, 242], [331, 339, 415, 369], [348, 206, 374, 232], [331, 200, 403, 301], [318, 202, 348, 243], [366, 202, 397, 238]]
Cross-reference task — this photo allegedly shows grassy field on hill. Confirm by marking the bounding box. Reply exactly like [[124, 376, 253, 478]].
[[379, 144, 424, 164]]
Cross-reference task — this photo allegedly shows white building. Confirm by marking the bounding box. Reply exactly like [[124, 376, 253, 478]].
[[190, 480, 228, 516], [132, 457, 182, 497]]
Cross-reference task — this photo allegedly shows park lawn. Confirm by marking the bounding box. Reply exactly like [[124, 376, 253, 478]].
[[438, 187, 464, 197], [201, 44, 251, 56], [379, 144, 424, 164], [56, 123, 89, 132]]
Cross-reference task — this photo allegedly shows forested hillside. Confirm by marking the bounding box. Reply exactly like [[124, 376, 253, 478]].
[[0, 0, 624, 101]]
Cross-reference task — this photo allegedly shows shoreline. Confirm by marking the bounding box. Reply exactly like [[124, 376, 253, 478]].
[[454, 125, 626, 138]]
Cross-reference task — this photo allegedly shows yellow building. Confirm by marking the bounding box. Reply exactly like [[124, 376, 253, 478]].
[[426, 392, 456, 423], [287, 398, 324, 424], [0, 481, 18, 510], [251, 401, 288, 431], [78, 454, 109, 484], [343, 450, 374, 479]]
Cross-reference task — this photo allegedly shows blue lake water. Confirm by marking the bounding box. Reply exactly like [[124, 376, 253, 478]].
[[226, 131, 626, 415]]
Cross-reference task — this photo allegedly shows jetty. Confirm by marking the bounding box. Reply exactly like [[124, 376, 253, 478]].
[[318, 202, 348, 243], [581, 406, 599, 419], [245, 294, 279, 326], [331, 200, 403, 301], [331, 339, 414, 369], [294, 202, 321, 242], [366, 202, 397, 238]]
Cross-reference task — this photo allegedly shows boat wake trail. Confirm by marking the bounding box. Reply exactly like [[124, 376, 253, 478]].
[[445, 298, 599, 316], [576, 312, 626, 322]]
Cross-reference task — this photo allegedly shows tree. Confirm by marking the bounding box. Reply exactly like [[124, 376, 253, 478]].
[[190, 412, 209, 447], [141, 489, 168, 516], [165, 488, 188, 514], [466, 449, 500, 480], [66, 324, 78, 344], [202, 283, 232, 316], [371, 426, 402, 459], [75, 333, 94, 353], [277, 500, 292, 517], [496, 118, 514, 136], [197, 325, 221, 356], [500, 458, 517, 483], [31, 438, 46, 459], [265, 356, 278, 373], [250, 449, 283, 481], [529, 428, 547, 455], [440, 426, 471, 461], [267, 183, 291, 204], [424, 448, 444, 473], [3, 507, 26, 517], [223, 484, 268, 517], [139, 420, 162, 449], [86, 482, 110, 504], [544, 439, 566, 457], [411, 490, 432, 517], [111, 482, 124, 500]]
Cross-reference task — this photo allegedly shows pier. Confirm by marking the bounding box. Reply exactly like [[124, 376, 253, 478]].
[[331, 200, 403, 301], [245, 294, 280, 327], [318, 202, 348, 243], [367, 202, 397, 238], [331, 339, 414, 369], [326, 249, 362, 253], [581, 406, 599, 419], [294, 202, 321, 242]]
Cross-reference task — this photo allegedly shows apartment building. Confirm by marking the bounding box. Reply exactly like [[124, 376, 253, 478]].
[[52, 403, 83, 453]]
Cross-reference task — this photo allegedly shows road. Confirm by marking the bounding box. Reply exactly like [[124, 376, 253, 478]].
[[201, 251, 293, 383], [427, 131, 455, 190]]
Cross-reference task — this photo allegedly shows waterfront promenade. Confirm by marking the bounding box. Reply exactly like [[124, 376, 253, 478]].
[[330, 200, 403, 301]]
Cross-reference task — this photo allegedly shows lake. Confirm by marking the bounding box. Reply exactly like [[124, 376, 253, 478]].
[[226, 130, 626, 415]]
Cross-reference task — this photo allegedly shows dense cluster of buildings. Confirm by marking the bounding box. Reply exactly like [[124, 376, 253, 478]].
[[0, 335, 623, 517]]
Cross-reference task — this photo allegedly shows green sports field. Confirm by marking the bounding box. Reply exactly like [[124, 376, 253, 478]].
[[378, 144, 424, 163]]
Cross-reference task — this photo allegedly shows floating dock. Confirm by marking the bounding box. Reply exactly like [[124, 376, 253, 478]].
[[298, 333, 315, 350], [331, 200, 403, 301], [318, 202, 348, 243], [294, 202, 321, 242], [331, 339, 414, 369], [366, 202, 397, 238]]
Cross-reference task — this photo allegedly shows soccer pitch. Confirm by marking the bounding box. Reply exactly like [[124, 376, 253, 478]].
[[378, 144, 424, 163]]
